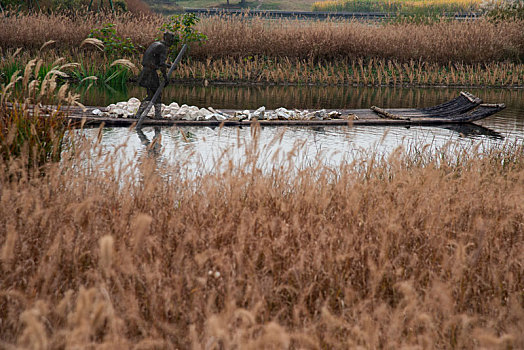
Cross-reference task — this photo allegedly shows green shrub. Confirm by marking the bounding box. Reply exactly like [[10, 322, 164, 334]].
[[89, 23, 141, 57], [159, 13, 207, 59], [0, 58, 78, 169], [0, 105, 68, 169]]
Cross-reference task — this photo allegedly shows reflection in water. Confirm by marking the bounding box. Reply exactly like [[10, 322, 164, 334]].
[[136, 126, 162, 156], [76, 85, 522, 173], [83, 121, 519, 176], [79, 84, 524, 112], [440, 124, 503, 139]]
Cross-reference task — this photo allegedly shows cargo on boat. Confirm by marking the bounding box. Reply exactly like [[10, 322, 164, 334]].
[[15, 91, 506, 128]]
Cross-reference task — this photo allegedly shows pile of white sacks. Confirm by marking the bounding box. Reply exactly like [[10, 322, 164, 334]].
[[92, 97, 352, 121]]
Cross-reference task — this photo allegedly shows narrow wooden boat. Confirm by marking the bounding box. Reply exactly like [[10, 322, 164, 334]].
[[12, 91, 506, 128]]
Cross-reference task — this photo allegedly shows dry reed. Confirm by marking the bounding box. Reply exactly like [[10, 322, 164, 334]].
[[1, 13, 522, 88], [3, 49, 522, 88], [0, 128, 523, 348], [172, 56, 524, 87], [0, 13, 522, 64]]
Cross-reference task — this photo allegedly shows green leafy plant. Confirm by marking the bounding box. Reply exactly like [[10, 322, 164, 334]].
[[89, 23, 141, 57], [0, 56, 88, 170], [0, 105, 68, 169], [158, 13, 207, 59]]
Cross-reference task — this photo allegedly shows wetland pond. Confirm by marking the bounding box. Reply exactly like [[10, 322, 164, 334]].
[[77, 85, 524, 172]]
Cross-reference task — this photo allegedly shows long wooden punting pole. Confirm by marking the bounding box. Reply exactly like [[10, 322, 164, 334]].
[[136, 44, 188, 129]]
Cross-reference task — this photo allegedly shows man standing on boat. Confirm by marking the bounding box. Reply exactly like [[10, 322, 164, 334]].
[[134, 32, 175, 120]]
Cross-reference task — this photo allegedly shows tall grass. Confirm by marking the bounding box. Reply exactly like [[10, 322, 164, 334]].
[[1, 12, 522, 88], [0, 46, 137, 87], [194, 15, 523, 63], [0, 105, 67, 169], [0, 128, 523, 348], [2, 45, 522, 88], [172, 56, 523, 87], [0, 57, 82, 169], [1, 12, 522, 64], [0, 11, 162, 51]]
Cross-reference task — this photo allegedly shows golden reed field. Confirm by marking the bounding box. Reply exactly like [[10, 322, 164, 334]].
[[1, 12, 523, 64], [2, 13, 523, 87], [2, 12, 523, 88], [0, 126, 523, 348]]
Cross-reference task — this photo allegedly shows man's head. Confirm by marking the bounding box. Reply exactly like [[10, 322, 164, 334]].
[[163, 32, 175, 46]]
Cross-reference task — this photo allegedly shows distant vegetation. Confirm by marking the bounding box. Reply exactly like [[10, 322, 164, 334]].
[[0, 0, 152, 13], [312, 0, 483, 16], [5, 0, 519, 14], [311, 0, 524, 19], [140, 0, 524, 16], [142, 0, 319, 12], [483, 0, 524, 20]]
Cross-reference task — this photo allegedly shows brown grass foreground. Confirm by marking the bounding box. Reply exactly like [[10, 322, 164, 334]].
[[1, 12, 523, 64], [0, 131, 523, 348]]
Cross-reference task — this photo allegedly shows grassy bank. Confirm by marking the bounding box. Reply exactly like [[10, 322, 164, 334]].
[[174, 57, 523, 87], [2, 51, 523, 89], [1, 13, 523, 88], [0, 121, 523, 348]]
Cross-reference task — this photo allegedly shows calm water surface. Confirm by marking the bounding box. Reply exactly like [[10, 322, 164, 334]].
[[78, 85, 524, 171]]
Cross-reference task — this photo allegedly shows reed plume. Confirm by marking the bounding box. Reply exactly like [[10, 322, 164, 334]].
[[0, 130, 522, 348]]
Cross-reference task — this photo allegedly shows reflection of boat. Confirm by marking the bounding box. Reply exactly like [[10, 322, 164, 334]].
[[29, 91, 507, 127], [440, 123, 503, 139]]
